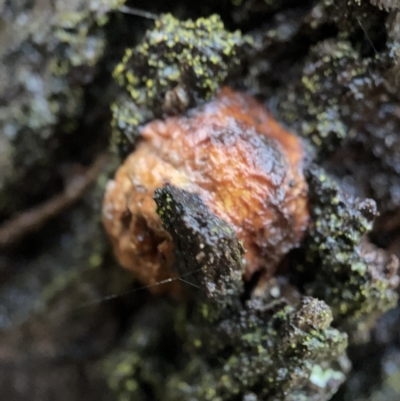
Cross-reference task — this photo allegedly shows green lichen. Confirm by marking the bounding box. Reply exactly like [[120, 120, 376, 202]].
[[280, 40, 371, 153], [110, 94, 154, 156], [293, 165, 399, 338], [111, 13, 252, 156], [266, 0, 400, 215], [114, 13, 249, 107], [173, 297, 347, 401], [273, 8, 400, 212], [104, 293, 349, 401]]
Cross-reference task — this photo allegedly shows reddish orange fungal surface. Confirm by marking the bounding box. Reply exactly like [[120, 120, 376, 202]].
[[103, 87, 309, 297]]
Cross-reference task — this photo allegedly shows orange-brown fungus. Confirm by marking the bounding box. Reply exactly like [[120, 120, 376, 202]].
[[103, 87, 309, 297]]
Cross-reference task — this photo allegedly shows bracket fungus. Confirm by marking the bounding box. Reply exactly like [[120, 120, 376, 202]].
[[103, 87, 309, 297]]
